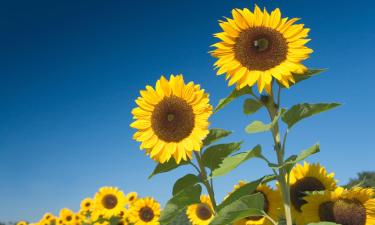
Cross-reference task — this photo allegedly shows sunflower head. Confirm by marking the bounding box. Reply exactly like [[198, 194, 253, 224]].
[[302, 187, 375, 225], [131, 74, 213, 164], [126, 192, 138, 205], [187, 195, 214, 225], [93, 187, 127, 218], [17, 221, 27, 225], [59, 208, 76, 225], [80, 198, 94, 213], [287, 162, 337, 225], [211, 5, 312, 93], [128, 197, 161, 225]]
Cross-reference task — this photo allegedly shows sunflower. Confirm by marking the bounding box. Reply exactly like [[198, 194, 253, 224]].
[[228, 182, 281, 225], [126, 192, 138, 205], [93, 187, 127, 218], [302, 187, 375, 225], [187, 195, 214, 225], [17, 221, 27, 225], [59, 208, 78, 225], [128, 197, 161, 225], [131, 75, 213, 163], [80, 198, 94, 213], [287, 162, 337, 225], [42, 213, 55, 222], [211, 5, 313, 93]]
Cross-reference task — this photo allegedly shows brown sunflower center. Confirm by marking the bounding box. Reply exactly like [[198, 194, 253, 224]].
[[246, 191, 269, 221], [139, 206, 155, 222], [85, 202, 91, 207], [319, 199, 366, 225], [151, 96, 195, 142], [102, 194, 118, 209], [129, 196, 135, 201], [290, 177, 325, 212], [234, 27, 288, 71], [195, 203, 212, 220], [66, 216, 72, 222]]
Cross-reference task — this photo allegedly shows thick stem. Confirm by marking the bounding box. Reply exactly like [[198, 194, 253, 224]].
[[264, 89, 293, 225], [193, 151, 218, 212]]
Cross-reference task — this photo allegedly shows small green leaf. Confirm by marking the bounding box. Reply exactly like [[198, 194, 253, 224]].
[[289, 68, 326, 87], [307, 222, 340, 225], [160, 185, 202, 225], [245, 120, 273, 134], [217, 177, 263, 211], [202, 142, 243, 170], [203, 128, 232, 147], [211, 145, 262, 178], [282, 103, 341, 128], [148, 159, 189, 179], [209, 193, 264, 225], [243, 98, 263, 115], [172, 174, 201, 196], [215, 87, 253, 113]]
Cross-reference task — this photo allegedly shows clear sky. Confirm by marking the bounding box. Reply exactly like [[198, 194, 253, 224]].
[[1, 0, 374, 222]]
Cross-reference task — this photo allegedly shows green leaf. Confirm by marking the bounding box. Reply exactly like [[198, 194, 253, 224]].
[[203, 128, 232, 147], [148, 159, 189, 179], [209, 193, 264, 225], [269, 143, 320, 172], [215, 87, 253, 113], [202, 142, 243, 170], [282, 103, 341, 128], [172, 174, 201, 196], [243, 98, 263, 115], [217, 177, 263, 211], [169, 208, 191, 225], [211, 145, 262, 178], [307, 222, 340, 225], [160, 185, 202, 225], [289, 68, 326, 87], [245, 120, 273, 134]]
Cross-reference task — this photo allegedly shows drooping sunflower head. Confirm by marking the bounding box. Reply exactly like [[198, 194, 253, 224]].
[[80, 198, 94, 213], [302, 187, 375, 225], [93, 187, 127, 218], [229, 182, 282, 225], [126, 192, 138, 205], [287, 162, 337, 225], [131, 74, 213, 164], [211, 5, 313, 93], [187, 195, 214, 225], [128, 197, 161, 225]]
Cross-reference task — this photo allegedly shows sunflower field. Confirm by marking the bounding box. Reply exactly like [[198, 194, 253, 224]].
[[16, 4, 375, 225]]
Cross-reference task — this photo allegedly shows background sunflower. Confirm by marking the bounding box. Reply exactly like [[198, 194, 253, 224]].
[[186, 195, 214, 225]]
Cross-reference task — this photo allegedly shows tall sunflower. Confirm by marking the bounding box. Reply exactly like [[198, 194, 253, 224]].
[[131, 75, 213, 163], [211, 5, 312, 93], [128, 197, 161, 225], [187, 195, 214, 225], [288, 162, 337, 225], [93, 187, 127, 218], [228, 182, 281, 225], [302, 187, 375, 225]]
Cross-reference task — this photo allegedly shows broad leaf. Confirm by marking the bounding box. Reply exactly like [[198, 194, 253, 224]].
[[282, 103, 340, 128], [160, 185, 202, 225], [217, 177, 263, 211], [209, 193, 264, 225], [169, 208, 191, 225], [203, 128, 232, 147], [172, 174, 201, 196], [149, 159, 189, 179], [289, 69, 326, 87], [243, 98, 263, 115], [212, 145, 262, 178], [245, 109, 284, 134], [215, 87, 253, 113], [202, 142, 243, 170]]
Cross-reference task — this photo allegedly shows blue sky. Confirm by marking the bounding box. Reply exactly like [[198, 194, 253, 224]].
[[1, 0, 374, 222]]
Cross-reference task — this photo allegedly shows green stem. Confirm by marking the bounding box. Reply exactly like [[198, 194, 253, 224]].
[[264, 87, 293, 225], [193, 151, 218, 212]]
